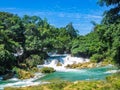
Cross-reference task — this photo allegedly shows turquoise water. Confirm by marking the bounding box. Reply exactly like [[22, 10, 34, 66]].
[[37, 55, 117, 82], [0, 54, 118, 90], [36, 66, 116, 82], [0, 65, 117, 90]]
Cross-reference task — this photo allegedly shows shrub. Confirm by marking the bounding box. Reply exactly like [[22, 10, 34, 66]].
[[31, 67, 40, 72], [90, 54, 104, 63], [12, 67, 34, 79], [25, 55, 44, 68], [18, 63, 27, 70], [40, 67, 55, 73], [0, 48, 16, 75]]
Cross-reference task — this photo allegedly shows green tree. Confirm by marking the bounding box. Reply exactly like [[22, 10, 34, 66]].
[[66, 22, 78, 38], [96, 0, 120, 65], [98, 0, 120, 24]]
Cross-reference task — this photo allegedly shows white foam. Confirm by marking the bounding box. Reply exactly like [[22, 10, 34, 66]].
[[0, 54, 90, 89], [38, 55, 90, 72], [105, 70, 120, 74], [0, 72, 45, 90], [8, 77, 19, 81]]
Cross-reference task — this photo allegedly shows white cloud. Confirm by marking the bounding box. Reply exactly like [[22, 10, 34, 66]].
[[0, 8, 102, 35], [0, 7, 18, 11], [85, 15, 102, 19]]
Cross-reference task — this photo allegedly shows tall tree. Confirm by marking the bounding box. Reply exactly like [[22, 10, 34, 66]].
[[66, 22, 77, 38], [98, 0, 120, 24], [96, 0, 120, 65]]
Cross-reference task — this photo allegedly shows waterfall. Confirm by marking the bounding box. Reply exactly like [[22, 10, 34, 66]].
[[37, 54, 90, 72]]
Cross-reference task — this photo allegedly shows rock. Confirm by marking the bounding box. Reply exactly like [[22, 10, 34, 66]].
[[56, 62, 62, 66], [17, 69, 34, 79], [3, 72, 14, 80], [66, 62, 97, 69], [88, 63, 94, 68]]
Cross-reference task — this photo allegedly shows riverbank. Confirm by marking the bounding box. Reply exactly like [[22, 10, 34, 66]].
[[66, 61, 114, 69], [4, 72, 120, 90]]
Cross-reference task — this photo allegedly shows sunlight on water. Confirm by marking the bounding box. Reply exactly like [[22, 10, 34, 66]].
[[0, 55, 118, 90]]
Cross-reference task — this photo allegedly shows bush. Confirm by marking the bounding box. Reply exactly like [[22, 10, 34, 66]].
[[0, 49, 16, 69], [12, 67, 34, 79], [31, 67, 40, 72], [25, 55, 44, 68], [18, 63, 27, 70], [0, 48, 16, 75], [90, 54, 104, 63], [40, 67, 55, 73]]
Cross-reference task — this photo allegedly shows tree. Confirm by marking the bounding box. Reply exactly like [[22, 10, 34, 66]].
[[66, 22, 78, 38], [98, 0, 120, 24], [97, 0, 120, 65]]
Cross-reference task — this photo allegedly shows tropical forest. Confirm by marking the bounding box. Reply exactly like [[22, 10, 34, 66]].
[[0, 0, 120, 90]]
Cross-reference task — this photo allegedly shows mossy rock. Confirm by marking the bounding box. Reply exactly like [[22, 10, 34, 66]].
[[66, 62, 97, 69], [56, 62, 62, 66], [31, 67, 40, 72], [18, 63, 27, 69], [17, 69, 34, 79], [40, 67, 55, 73]]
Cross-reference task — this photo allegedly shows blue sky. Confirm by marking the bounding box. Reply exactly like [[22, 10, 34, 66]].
[[0, 0, 108, 35]]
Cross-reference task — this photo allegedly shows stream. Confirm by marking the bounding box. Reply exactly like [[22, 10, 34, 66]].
[[0, 54, 118, 90]]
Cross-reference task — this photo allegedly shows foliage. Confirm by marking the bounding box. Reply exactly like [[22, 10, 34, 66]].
[[0, 12, 78, 75], [0, 45, 16, 74], [1, 1, 120, 76], [66, 22, 78, 38], [12, 67, 34, 79], [40, 67, 55, 73], [98, 0, 120, 24], [90, 54, 104, 63], [94, 23, 120, 65], [71, 32, 101, 57], [70, 0, 120, 65], [25, 55, 44, 68]]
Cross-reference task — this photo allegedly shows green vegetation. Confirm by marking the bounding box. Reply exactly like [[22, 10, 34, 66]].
[[40, 67, 55, 73], [0, 12, 78, 76], [66, 62, 97, 69], [0, 0, 120, 86], [70, 0, 120, 66], [1, 0, 120, 89], [12, 67, 34, 79], [4, 73, 120, 90]]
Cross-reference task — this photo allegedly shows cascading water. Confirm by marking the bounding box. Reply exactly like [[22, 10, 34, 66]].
[[37, 54, 90, 72], [0, 54, 118, 90], [37, 54, 118, 81]]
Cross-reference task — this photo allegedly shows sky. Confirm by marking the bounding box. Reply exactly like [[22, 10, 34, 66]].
[[0, 0, 108, 35]]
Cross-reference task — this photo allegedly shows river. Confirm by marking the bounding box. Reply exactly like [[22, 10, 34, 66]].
[[0, 54, 118, 90]]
